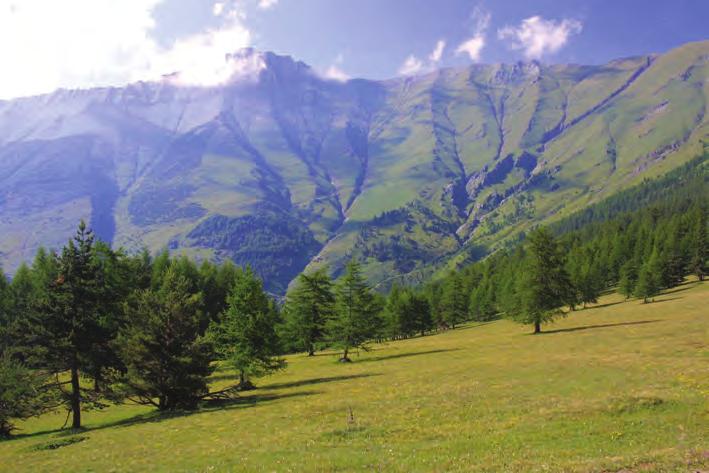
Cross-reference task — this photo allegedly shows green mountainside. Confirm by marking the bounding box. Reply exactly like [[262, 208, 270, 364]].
[[0, 41, 707, 293]]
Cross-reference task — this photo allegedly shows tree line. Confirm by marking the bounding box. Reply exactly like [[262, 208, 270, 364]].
[[0, 156, 706, 437], [0, 221, 390, 436]]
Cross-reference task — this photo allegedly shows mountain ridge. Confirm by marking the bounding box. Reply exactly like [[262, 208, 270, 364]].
[[0, 40, 707, 293]]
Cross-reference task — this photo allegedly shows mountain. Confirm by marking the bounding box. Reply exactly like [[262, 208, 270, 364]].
[[0, 42, 707, 293]]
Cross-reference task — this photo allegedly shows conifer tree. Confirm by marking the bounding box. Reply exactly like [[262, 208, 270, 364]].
[[328, 261, 381, 362], [440, 274, 467, 328], [283, 269, 335, 356], [513, 227, 574, 334], [408, 292, 432, 337], [22, 221, 105, 428], [116, 267, 214, 410], [634, 248, 661, 303], [0, 354, 55, 437], [688, 204, 707, 281], [208, 268, 284, 389], [618, 260, 638, 299]]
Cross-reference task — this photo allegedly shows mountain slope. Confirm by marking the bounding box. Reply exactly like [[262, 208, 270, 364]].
[[0, 42, 707, 292]]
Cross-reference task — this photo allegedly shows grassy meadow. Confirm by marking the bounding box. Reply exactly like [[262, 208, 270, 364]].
[[1, 280, 707, 472]]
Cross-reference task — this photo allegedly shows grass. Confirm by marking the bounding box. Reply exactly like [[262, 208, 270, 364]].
[[1, 280, 707, 472]]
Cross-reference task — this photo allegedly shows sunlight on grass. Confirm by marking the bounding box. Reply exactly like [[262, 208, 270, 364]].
[[1, 281, 707, 472]]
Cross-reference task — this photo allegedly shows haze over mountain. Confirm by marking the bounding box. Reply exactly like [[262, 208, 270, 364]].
[[0, 41, 707, 293]]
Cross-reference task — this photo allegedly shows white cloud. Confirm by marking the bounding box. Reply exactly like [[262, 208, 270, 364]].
[[257, 0, 278, 9], [322, 53, 349, 82], [498, 16, 582, 59], [324, 65, 349, 82], [398, 55, 424, 76], [0, 0, 256, 99], [146, 14, 257, 86], [429, 40, 446, 63], [456, 36, 485, 62], [212, 2, 224, 16], [398, 39, 448, 77], [455, 6, 490, 62]]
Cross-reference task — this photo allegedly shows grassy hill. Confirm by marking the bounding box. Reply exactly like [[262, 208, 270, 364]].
[[1, 280, 706, 472]]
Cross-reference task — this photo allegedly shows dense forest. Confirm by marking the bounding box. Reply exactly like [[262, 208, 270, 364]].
[[0, 155, 706, 437]]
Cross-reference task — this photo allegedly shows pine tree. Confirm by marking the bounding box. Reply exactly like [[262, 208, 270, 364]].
[[469, 276, 496, 321], [634, 248, 661, 303], [688, 204, 707, 281], [408, 292, 432, 337], [22, 221, 106, 428], [283, 269, 335, 355], [618, 260, 638, 299], [514, 227, 574, 334], [0, 354, 55, 437], [328, 261, 381, 362], [440, 275, 467, 329], [116, 267, 214, 410], [208, 268, 284, 390]]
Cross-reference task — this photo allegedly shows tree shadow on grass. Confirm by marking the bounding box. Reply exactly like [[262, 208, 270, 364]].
[[262, 373, 381, 390], [646, 296, 683, 304], [455, 321, 496, 331], [7, 390, 320, 442], [357, 348, 459, 363], [580, 300, 626, 311], [539, 319, 661, 335], [659, 285, 695, 296]]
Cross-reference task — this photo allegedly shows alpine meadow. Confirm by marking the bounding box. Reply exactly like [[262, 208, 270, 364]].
[[0, 1, 707, 472]]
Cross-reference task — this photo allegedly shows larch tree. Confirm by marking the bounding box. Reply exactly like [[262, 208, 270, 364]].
[[23, 221, 105, 429], [283, 269, 335, 356], [116, 267, 214, 410], [514, 227, 574, 334], [208, 268, 284, 390], [329, 261, 381, 362]]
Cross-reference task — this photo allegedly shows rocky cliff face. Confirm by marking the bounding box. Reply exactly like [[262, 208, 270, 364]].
[[1, 42, 707, 292]]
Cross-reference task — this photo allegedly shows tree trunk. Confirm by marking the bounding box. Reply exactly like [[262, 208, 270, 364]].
[[340, 346, 351, 362], [533, 321, 541, 334], [70, 362, 81, 429], [307, 345, 315, 356]]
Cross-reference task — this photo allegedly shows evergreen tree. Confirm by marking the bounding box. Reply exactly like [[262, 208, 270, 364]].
[[618, 260, 638, 299], [208, 269, 284, 389], [408, 292, 432, 337], [382, 283, 404, 339], [513, 227, 574, 334], [283, 269, 335, 355], [439, 274, 467, 328], [116, 267, 214, 410], [22, 221, 105, 428], [688, 204, 707, 281], [328, 261, 381, 362], [468, 276, 496, 321], [634, 247, 661, 303], [0, 354, 55, 437]]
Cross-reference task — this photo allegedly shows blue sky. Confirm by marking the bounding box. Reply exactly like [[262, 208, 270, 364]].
[[233, 0, 708, 79], [1, 0, 707, 98]]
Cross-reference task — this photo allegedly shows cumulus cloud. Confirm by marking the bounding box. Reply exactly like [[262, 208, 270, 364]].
[[257, 0, 278, 9], [397, 39, 447, 77], [455, 6, 490, 62], [498, 16, 582, 59], [0, 0, 255, 99], [429, 40, 446, 63], [323, 53, 350, 82], [398, 55, 424, 76]]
